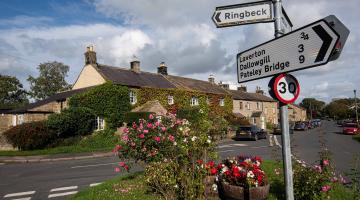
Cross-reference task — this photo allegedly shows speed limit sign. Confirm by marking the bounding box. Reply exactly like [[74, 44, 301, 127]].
[[268, 74, 300, 104]]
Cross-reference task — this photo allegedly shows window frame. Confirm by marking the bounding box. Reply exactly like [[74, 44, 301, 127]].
[[168, 95, 174, 105], [129, 90, 137, 105], [190, 96, 199, 106]]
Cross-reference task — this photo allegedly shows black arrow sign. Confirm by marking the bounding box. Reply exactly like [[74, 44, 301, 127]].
[[215, 12, 221, 23], [313, 25, 333, 62]]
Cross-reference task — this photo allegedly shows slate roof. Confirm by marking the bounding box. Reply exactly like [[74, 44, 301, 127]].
[[95, 64, 229, 95], [96, 64, 177, 89], [5, 87, 91, 114], [229, 90, 276, 102]]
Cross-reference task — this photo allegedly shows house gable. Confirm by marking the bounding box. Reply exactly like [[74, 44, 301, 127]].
[[72, 64, 106, 90]]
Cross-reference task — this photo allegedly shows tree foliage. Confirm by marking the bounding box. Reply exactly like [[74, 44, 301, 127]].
[[0, 74, 28, 109], [27, 61, 71, 100], [69, 82, 131, 128], [300, 98, 326, 118], [324, 98, 357, 119]]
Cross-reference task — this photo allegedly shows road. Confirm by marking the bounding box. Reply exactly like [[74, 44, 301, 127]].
[[0, 120, 358, 199]]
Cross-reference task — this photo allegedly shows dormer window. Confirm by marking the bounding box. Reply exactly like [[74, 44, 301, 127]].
[[168, 95, 174, 105]]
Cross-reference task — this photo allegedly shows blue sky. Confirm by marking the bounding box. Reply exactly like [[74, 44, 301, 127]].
[[0, 0, 359, 103]]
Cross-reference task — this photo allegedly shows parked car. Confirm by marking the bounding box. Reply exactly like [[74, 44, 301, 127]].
[[311, 119, 321, 128], [234, 125, 267, 141], [294, 122, 308, 131], [273, 124, 294, 135], [342, 123, 360, 135]]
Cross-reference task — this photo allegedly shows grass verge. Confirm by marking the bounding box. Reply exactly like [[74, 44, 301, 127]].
[[70, 172, 162, 200], [353, 134, 360, 142], [0, 130, 119, 156]]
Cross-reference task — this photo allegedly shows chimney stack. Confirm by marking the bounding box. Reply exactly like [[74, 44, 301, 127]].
[[157, 62, 168, 75], [237, 85, 247, 92], [219, 81, 229, 90], [130, 55, 140, 73], [208, 74, 215, 84], [255, 86, 264, 94], [84, 45, 97, 65]]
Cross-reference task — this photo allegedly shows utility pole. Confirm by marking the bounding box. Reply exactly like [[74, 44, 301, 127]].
[[274, 0, 294, 199], [355, 90, 358, 123]]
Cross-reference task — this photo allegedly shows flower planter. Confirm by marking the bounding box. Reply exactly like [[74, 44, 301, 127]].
[[220, 181, 270, 200], [203, 176, 219, 200]]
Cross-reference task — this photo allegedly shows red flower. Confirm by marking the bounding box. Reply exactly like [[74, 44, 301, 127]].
[[143, 129, 149, 134], [168, 135, 175, 142], [149, 114, 154, 119], [197, 159, 203, 165], [207, 160, 215, 168], [119, 162, 126, 167], [112, 145, 122, 152], [154, 136, 161, 143], [210, 168, 217, 175], [139, 134, 145, 139]]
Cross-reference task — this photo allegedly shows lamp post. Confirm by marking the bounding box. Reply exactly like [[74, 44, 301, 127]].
[[354, 90, 358, 123]]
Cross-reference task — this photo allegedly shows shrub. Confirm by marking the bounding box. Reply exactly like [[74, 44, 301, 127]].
[[46, 107, 95, 138], [4, 121, 55, 150], [225, 113, 251, 126], [124, 112, 155, 125], [69, 82, 131, 128]]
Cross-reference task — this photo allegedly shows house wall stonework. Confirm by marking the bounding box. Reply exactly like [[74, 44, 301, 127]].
[[72, 64, 106, 90], [288, 104, 307, 122]]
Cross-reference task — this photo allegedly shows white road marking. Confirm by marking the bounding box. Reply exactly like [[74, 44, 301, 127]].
[[48, 191, 78, 198], [218, 145, 232, 148], [12, 197, 31, 200], [4, 191, 35, 198], [90, 182, 102, 187], [71, 162, 117, 169], [274, 135, 281, 147], [232, 144, 248, 147], [251, 145, 269, 149], [50, 186, 77, 192], [269, 135, 274, 146], [219, 150, 235, 153]]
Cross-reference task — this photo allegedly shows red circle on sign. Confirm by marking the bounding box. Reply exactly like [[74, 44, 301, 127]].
[[274, 74, 300, 104]]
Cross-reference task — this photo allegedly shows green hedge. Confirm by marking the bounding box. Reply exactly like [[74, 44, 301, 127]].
[[4, 121, 55, 150], [46, 107, 95, 138], [69, 82, 131, 128]]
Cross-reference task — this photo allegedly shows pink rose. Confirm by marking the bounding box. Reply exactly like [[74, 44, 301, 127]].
[[139, 134, 145, 139], [147, 123, 153, 129], [155, 121, 160, 126], [112, 144, 122, 152], [121, 134, 129, 142], [161, 127, 166, 132], [115, 167, 120, 172], [314, 165, 322, 173], [132, 122, 137, 129], [123, 128, 129, 133], [168, 135, 175, 142], [119, 162, 125, 167], [321, 185, 331, 192], [143, 129, 149, 134], [323, 160, 329, 166], [154, 136, 161, 143], [149, 114, 154, 119]]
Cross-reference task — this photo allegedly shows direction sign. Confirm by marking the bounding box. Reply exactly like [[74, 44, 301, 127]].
[[268, 74, 300, 104], [212, 1, 273, 28], [237, 16, 348, 83]]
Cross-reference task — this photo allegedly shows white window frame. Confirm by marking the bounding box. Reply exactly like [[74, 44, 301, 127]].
[[129, 91, 137, 105], [18, 114, 24, 125], [190, 96, 199, 106], [12, 115, 17, 126], [96, 116, 105, 131], [247, 102, 251, 110], [168, 95, 174, 105], [219, 98, 225, 107]]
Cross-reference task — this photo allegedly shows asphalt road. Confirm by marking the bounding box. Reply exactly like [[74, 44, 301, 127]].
[[0, 120, 358, 200]]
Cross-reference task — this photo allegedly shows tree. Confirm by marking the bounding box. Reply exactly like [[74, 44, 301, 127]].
[[0, 74, 28, 109], [27, 61, 71, 100], [300, 98, 325, 118], [324, 98, 356, 119]]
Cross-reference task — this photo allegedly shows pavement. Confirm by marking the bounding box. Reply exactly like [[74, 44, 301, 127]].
[[0, 151, 114, 163]]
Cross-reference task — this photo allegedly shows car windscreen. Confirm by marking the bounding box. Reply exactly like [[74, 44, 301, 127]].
[[344, 124, 358, 128], [239, 127, 251, 131]]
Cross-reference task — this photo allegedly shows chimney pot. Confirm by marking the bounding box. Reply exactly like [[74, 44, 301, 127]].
[[237, 85, 247, 92], [84, 45, 97, 65], [130, 55, 140, 73], [157, 62, 168, 75]]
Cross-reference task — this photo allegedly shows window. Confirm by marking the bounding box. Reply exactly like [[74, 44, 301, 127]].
[[247, 102, 251, 110], [129, 91, 137, 105], [190, 97, 199, 106], [219, 98, 225, 107], [12, 115, 17, 126], [240, 102, 243, 110], [96, 116, 105, 131], [168, 95, 174, 105], [257, 102, 260, 110], [18, 114, 24, 125]]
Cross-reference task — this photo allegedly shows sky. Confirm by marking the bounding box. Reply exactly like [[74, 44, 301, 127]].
[[0, 0, 359, 103]]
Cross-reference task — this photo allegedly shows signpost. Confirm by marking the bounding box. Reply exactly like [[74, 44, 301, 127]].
[[212, 1, 273, 28], [237, 17, 341, 83], [212, 1, 349, 199]]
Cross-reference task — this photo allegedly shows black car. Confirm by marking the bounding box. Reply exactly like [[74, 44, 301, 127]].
[[273, 124, 294, 135], [234, 125, 267, 141]]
